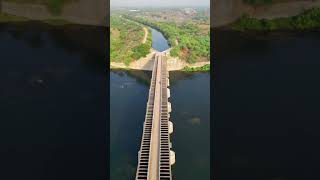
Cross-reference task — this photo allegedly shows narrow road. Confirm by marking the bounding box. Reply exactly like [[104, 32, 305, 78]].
[[135, 54, 173, 180], [148, 55, 162, 180], [142, 27, 148, 44]]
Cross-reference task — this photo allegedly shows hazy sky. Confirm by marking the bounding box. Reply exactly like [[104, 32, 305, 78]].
[[111, 0, 209, 7]]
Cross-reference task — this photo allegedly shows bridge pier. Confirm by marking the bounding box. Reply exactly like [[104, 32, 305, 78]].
[[135, 53, 175, 180], [168, 102, 172, 113], [169, 121, 173, 134], [170, 150, 176, 165]]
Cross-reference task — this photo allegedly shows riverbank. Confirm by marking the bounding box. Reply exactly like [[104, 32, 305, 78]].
[[110, 46, 210, 72], [110, 55, 210, 72], [230, 8, 320, 31], [1, 0, 107, 26], [124, 15, 210, 64], [213, 0, 320, 28], [111, 18, 210, 72], [110, 16, 152, 65], [0, 12, 75, 26], [0, 12, 28, 22], [182, 64, 210, 72]]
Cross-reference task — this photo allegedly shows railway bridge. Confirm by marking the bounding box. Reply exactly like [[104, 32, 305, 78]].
[[135, 53, 175, 180]]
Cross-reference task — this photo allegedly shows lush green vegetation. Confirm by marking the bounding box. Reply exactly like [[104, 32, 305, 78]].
[[111, 16, 152, 65], [232, 8, 320, 31], [47, 0, 67, 14], [0, 12, 72, 25], [0, 12, 28, 22], [124, 15, 210, 64], [182, 64, 210, 72], [0, 0, 75, 24], [4, 0, 76, 15]]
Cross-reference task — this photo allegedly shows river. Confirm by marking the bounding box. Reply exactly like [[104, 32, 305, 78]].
[[151, 28, 170, 52], [214, 30, 320, 180], [0, 23, 108, 180], [110, 28, 210, 180]]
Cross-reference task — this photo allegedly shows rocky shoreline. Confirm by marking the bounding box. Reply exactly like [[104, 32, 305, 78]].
[[111, 59, 210, 71], [110, 49, 210, 71]]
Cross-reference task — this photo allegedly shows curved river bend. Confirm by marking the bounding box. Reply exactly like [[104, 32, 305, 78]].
[[151, 28, 170, 52]]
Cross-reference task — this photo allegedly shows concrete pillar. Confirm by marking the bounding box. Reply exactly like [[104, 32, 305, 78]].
[[168, 102, 172, 113], [138, 150, 141, 160], [169, 121, 173, 134], [170, 150, 176, 165], [167, 88, 170, 98]]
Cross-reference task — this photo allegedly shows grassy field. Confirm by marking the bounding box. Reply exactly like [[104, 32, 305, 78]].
[[232, 8, 320, 31], [110, 16, 152, 65]]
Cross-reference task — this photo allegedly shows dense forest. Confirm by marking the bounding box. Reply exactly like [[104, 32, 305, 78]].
[[232, 8, 320, 31], [110, 16, 152, 65], [124, 15, 210, 63]]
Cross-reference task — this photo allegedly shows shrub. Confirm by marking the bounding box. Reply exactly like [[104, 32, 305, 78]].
[[233, 8, 320, 31], [47, 0, 65, 15], [131, 44, 150, 60]]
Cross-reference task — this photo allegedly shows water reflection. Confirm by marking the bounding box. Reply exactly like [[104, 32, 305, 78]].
[[0, 22, 107, 74], [214, 30, 320, 180], [169, 72, 210, 180], [0, 23, 108, 180], [110, 70, 210, 180], [151, 28, 170, 52], [110, 71, 149, 180]]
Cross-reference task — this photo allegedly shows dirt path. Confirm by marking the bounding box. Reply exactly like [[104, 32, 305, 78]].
[[142, 27, 148, 44]]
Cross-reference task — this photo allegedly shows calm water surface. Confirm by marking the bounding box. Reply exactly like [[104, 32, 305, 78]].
[[214, 30, 320, 180], [110, 71, 210, 180], [0, 23, 107, 180], [151, 28, 170, 52], [111, 27, 209, 180]]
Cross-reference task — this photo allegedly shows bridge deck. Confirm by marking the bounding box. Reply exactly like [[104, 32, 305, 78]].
[[135, 54, 174, 180]]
